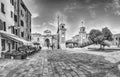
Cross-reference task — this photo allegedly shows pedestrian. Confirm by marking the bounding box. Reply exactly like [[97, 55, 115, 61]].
[[47, 44, 49, 49], [39, 46, 42, 50], [51, 44, 55, 50]]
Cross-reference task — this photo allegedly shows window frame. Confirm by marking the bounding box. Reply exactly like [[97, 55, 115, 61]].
[[1, 3, 5, 14], [21, 20, 24, 27], [1, 39, 6, 51]]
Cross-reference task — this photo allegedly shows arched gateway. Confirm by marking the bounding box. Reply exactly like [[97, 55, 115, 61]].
[[32, 23, 67, 49], [45, 38, 50, 48]]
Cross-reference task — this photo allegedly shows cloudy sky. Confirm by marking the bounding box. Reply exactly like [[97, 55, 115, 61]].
[[23, 0, 120, 40]]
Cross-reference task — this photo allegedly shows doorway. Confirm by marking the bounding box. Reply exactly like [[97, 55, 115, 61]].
[[45, 39, 50, 48]]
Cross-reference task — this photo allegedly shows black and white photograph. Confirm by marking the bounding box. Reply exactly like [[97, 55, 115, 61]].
[[0, 0, 120, 77]]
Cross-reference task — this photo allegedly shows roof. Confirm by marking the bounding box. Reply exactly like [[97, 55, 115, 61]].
[[32, 33, 41, 36], [72, 34, 79, 38], [114, 33, 120, 36], [21, 0, 32, 15], [0, 31, 32, 45]]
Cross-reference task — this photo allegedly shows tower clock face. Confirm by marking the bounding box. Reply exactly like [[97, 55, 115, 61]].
[[82, 34, 86, 39]]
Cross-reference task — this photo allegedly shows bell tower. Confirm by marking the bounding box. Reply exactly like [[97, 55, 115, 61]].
[[59, 23, 66, 49], [79, 19, 87, 44]]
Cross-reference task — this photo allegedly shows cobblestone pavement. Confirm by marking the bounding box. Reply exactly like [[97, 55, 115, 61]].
[[0, 49, 120, 77]]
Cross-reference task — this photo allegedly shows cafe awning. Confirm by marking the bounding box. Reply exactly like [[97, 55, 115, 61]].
[[0, 30, 32, 45]]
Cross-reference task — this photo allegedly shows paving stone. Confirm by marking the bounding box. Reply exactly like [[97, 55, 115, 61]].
[[61, 74, 67, 77], [3, 49, 116, 77], [71, 71, 78, 77], [66, 73, 72, 77], [43, 68, 48, 75], [49, 72, 54, 77], [54, 74, 59, 77]]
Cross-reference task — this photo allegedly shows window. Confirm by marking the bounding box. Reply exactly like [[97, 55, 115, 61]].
[[12, 27, 15, 34], [27, 35, 29, 40], [14, 2, 16, 9], [30, 36, 31, 41], [21, 32, 24, 37], [21, 10, 22, 15], [1, 3, 5, 14], [21, 10, 24, 17], [10, 0, 14, 5], [21, 20, 24, 26], [3, 22, 6, 31], [15, 29, 17, 35], [15, 44, 17, 50], [11, 11, 13, 18], [0, 19, 3, 30], [1, 39, 5, 51], [62, 26, 64, 28], [14, 14, 17, 22], [12, 0, 14, 5], [12, 41, 15, 49]]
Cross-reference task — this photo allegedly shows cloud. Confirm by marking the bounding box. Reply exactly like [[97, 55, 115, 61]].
[[104, 0, 120, 15], [64, 2, 79, 12], [114, 10, 120, 15], [113, 0, 120, 9], [23, 0, 120, 39], [32, 13, 39, 18], [89, 10, 96, 18]]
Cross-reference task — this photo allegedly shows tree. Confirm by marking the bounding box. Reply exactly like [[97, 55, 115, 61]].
[[102, 27, 113, 41], [88, 28, 113, 49], [89, 29, 103, 43]]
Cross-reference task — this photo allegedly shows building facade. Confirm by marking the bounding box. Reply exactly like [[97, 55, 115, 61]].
[[0, 0, 14, 33], [72, 35, 79, 42], [18, 0, 31, 41], [14, 0, 31, 41], [113, 34, 120, 47], [0, 0, 15, 54], [32, 23, 67, 49], [32, 30, 58, 48], [79, 26, 88, 44], [72, 27, 88, 45], [0, 0, 31, 57]]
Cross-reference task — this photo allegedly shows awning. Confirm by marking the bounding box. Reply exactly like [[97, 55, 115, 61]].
[[0, 30, 32, 45]]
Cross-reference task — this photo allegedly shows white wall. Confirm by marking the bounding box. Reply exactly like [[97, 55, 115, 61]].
[[0, 0, 14, 33]]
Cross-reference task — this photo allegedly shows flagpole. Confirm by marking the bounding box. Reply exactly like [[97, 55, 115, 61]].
[[57, 16, 60, 49]]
